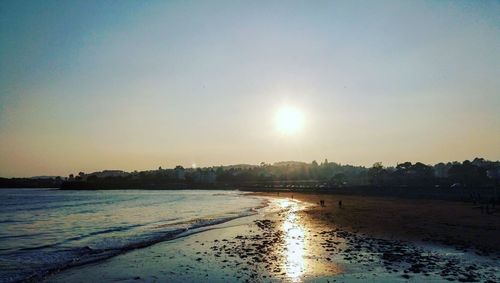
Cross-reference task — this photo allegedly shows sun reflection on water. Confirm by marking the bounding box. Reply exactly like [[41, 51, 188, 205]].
[[277, 199, 307, 282]]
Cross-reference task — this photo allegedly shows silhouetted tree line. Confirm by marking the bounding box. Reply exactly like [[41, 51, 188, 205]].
[[215, 158, 499, 189], [367, 158, 499, 188], [1, 158, 499, 190], [214, 160, 369, 186]]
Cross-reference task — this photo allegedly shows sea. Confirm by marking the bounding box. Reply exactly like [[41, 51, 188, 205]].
[[0, 188, 265, 283]]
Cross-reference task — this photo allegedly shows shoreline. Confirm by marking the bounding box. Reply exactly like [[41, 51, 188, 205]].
[[29, 205, 269, 283], [0, 190, 264, 283]]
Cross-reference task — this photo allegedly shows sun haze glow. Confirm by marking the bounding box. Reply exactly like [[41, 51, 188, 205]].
[[275, 106, 304, 135]]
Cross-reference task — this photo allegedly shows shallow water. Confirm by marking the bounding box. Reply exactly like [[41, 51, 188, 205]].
[[0, 189, 263, 282]]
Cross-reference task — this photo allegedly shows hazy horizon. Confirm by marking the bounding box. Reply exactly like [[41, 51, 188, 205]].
[[1, 0, 500, 177]]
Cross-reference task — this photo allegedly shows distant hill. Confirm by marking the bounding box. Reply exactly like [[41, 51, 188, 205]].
[[273, 161, 308, 167], [218, 164, 259, 170], [29, 176, 60, 179]]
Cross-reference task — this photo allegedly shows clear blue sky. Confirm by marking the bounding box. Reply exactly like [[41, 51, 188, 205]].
[[1, 0, 499, 177]]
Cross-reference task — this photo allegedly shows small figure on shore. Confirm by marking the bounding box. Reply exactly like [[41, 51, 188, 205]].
[[291, 195, 294, 199], [320, 200, 325, 207], [338, 200, 342, 208]]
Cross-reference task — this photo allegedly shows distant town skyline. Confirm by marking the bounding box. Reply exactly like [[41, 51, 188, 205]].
[[1, 0, 499, 177]]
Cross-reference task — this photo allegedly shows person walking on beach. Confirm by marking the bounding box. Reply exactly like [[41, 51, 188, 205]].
[[338, 200, 342, 208]]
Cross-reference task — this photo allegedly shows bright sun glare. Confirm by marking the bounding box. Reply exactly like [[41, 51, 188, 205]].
[[275, 106, 304, 135]]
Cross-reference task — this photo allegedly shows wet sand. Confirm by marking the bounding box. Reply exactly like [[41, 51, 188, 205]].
[[46, 195, 499, 282], [253, 192, 500, 254]]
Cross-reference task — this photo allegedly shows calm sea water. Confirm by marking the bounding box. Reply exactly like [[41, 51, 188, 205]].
[[0, 189, 264, 282]]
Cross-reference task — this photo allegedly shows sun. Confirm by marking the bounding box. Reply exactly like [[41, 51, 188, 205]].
[[275, 106, 304, 135]]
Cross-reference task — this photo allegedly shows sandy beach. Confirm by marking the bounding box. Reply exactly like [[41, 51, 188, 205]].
[[43, 193, 499, 282], [253, 192, 500, 254]]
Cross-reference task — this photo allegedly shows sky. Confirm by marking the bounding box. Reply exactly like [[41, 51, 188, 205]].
[[0, 0, 499, 177]]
